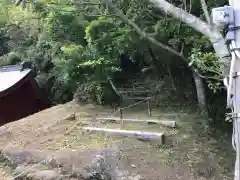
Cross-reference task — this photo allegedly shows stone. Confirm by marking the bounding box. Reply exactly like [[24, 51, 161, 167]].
[[50, 148, 141, 180], [0, 126, 11, 136], [13, 164, 49, 179], [2, 147, 48, 166], [27, 170, 63, 180], [3, 147, 141, 180]]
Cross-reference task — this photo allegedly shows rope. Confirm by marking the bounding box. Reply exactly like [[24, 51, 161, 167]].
[[120, 97, 151, 110]]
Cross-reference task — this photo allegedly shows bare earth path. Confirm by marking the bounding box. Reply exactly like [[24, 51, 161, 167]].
[[0, 101, 235, 179]]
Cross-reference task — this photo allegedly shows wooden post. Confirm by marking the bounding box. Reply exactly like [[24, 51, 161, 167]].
[[107, 76, 124, 128], [94, 113, 99, 122], [120, 107, 123, 129], [133, 84, 136, 94], [147, 98, 152, 117]]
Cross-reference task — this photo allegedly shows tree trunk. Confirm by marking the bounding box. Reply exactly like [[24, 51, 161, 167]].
[[148, 0, 231, 77], [167, 64, 177, 91], [147, 45, 161, 73], [192, 70, 207, 114]]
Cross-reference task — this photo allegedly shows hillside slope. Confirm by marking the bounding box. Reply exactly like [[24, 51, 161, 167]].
[[0, 101, 235, 180]]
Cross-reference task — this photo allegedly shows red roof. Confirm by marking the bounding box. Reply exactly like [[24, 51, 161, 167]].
[[0, 65, 32, 97]]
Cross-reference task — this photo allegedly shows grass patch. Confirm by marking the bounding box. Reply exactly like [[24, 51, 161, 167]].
[[42, 127, 121, 150], [164, 113, 234, 179]]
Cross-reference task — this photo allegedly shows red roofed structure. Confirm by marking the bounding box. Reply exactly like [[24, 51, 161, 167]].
[[0, 64, 50, 125]]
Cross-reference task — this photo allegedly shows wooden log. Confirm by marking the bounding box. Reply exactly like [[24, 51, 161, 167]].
[[97, 117, 176, 128], [124, 97, 150, 100], [82, 127, 164, 144], [159, 113, 188, 116]]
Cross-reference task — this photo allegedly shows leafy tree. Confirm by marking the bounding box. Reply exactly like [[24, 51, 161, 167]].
[[0, 0, 230, 110]]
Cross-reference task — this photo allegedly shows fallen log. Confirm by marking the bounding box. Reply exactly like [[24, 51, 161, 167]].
[[82, 127, 164, 144]]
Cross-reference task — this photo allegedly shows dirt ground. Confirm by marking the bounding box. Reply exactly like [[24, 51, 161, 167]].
[[0, 101, 235, 179]]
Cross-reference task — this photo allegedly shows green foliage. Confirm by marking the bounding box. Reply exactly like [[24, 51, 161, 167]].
[[85, 15, 139, 61], [0, 52, 21, 65], [76, 82, 104, 104], [189, 48, 223, 93], [0, 0, 228, 108], [0, 1, 123, 104]]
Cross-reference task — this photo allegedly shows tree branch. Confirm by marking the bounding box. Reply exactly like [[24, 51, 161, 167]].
[[12, 0, 230, 76], [200, 0, 210, 24], [148, 0, 218, 40], [193, 69, 222, 81], [101, 0, 189, 63], [147, 0, 230, 77]]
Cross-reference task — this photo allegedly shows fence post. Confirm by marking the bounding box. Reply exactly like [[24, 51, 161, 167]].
[[147, 98, 152, 117], [120, 108, 123, 128]]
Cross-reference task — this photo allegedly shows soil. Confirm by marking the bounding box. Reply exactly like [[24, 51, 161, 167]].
[[0, 101, 235, 179]]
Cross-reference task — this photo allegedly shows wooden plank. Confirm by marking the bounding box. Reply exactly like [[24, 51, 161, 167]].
[[124, 97, 150, 100], [159, 113, 188, 116], [82, 127, 164, 144], [119, 90, 152, 93], [97, 117, 176, 128], [118, 87, 150, 91]]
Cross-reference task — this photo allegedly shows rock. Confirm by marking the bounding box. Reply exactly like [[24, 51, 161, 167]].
[[13, 164, 63, 180], [2, 147, 48, 166], [27, 170, 63, 180], [13, 164, 49, 179], [3, 147, 141, 180], [50, 148, 141, 180], [64, 113, 76, 121], [131, 164, 137, 168], [46, 157, 59, 168], [13, 165, 32, 178], [0, 126, 11, 136]]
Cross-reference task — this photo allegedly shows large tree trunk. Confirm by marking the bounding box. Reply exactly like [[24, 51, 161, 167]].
[[147, 45, 161, 73], [167, 64, 177, 91], [192, 69, 207, 114]]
